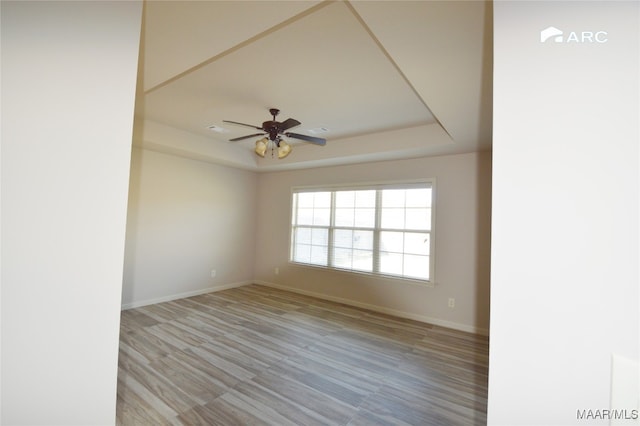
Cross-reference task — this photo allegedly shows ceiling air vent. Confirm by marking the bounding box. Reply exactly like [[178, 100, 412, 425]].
[[207, 125, 229, 133], [308, 127, 329, 134]]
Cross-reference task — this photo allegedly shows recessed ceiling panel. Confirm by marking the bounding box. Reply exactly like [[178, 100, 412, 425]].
[[143, 1, 322, 90], [351, 0, 493, 149], [142, 1, 436, 146]]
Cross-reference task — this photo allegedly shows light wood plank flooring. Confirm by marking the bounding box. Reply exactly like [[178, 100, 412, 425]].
[[117, 284, 489, 425]]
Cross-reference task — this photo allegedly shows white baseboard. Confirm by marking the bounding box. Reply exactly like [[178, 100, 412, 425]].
[[255, 280, 489, 336], [121, 281, 252, 310], [121, 280, 489, 336]]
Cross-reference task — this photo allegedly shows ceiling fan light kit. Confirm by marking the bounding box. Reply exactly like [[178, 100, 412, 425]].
[[277, 140, 292, 159], [224, 108, 326, 159], [255, 137, 269, 157]]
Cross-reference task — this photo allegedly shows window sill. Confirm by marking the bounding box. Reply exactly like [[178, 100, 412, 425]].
[[288, 261, 436, 288]]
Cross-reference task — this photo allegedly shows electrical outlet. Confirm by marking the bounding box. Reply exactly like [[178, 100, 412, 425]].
[[448, 298, 455, 308], [210, 269, 216, 278], [274, 267, 279, 275]]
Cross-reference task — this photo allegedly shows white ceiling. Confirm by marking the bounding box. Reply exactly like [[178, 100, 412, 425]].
[[135, 0, 493, 171]]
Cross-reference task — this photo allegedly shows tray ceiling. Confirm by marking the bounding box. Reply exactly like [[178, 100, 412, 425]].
[[135, 1, 492, 171]]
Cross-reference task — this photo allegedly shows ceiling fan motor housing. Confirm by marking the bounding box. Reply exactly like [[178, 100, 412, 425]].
[[264, 108, 282, 140], [262, 121, 281, 140]]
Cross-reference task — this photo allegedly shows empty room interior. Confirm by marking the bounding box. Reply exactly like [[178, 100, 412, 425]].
[[118, 1, 492, 424], [1, 1, 638, 425]]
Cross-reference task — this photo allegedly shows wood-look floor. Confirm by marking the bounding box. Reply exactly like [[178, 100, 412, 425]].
[[117, 284, 489, 425]]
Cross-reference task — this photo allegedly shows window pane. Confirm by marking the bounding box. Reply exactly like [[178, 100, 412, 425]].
[[333, 247, 352, 268], [405, 208, 430, 230], [406, 188, 431, 208], [333, 229, 353, 248], [355, 190, 376, 207], [335, 191, 355, 208], [381, 208, 405, 229], [297, 193, 314, 208], [297, 208, 313, 225], [335, 208, 354, 227], [382, 189, 405, 207], [314, 192, 331, 208], [310, 245, 328, 265], [354, 208, 375, 228], [352, 249, 373, 272], [404, 232, 429, 256], [295, 227, 311, 244], [311, 228, 328, 246], [380, 231, 403, 253], [293, 244, 311, 263], [380, 252, 403, 275], [313, 208, 330, 226], [404, 254, 429, 280], [353, 230, 373, 250]]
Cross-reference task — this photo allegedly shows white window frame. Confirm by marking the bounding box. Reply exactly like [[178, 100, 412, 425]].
[[289, 179, 436, 285]]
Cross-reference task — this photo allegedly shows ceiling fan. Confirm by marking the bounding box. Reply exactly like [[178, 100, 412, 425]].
[[223, 108, 326, 159]]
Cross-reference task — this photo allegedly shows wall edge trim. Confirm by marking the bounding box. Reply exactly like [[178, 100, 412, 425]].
[[254, 280, 489, 336], [121, 280, 252, 310]]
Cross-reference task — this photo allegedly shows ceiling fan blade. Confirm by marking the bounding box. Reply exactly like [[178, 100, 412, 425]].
[[279, 118, 301, 132], [223, 120, 263, 130], [285, 132, 326, 146], [229, 133, 266, 142]]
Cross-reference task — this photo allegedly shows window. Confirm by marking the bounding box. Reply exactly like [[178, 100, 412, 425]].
[[290, 181, 434, 283]]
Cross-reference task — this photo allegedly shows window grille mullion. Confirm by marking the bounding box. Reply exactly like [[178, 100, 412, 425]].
[[291, 194, 297, 260], [328, 191, 336, 267], [373, 189, 382, 274]]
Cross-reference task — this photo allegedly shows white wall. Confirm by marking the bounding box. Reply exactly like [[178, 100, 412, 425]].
[[122, 148, 258, 308], [1, 1, 141, 424], [489, 2, 639, 425], [254, 151, 492, 334]]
